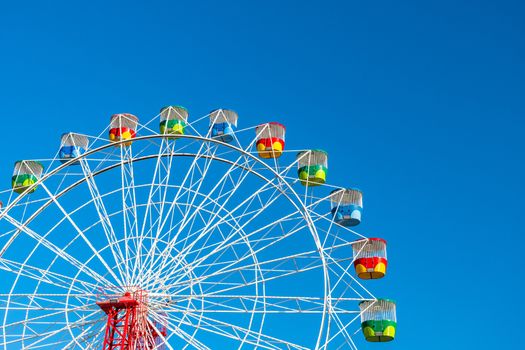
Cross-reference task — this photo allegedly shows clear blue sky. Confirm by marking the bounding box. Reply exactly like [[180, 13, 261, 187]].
[[0, 0, 524, 348]]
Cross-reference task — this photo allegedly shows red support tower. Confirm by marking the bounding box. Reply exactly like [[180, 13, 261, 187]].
[[97, 290, 167, 350]]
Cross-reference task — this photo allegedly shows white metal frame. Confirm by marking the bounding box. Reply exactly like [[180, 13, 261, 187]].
[[0, 115, 378, 349]]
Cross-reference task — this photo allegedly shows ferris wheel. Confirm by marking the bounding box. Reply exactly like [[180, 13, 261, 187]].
[[0, 106, 397, 349]]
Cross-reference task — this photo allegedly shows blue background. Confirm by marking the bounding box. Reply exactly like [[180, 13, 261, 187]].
[[0, 0, 524, 348]]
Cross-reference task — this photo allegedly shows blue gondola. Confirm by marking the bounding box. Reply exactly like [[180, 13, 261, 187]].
[[59, 133, 89, 164], [210, 109, 238, 143], [330, 188, 363, 226]]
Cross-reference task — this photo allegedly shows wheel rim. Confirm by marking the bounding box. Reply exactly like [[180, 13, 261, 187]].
[[0, 117, 377, 349]]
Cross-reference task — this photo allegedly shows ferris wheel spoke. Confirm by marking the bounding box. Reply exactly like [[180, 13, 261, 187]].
[[137, 199, 190, 288], [161, 317, 210, 350], [144, 316, 176, 350], [195, 216, 307, 278], [25, 317, 103, 348], [0, 259, 98, 294], [325, 254, 375, 300], [148, 308, 206, 350], [320, 310, 360, 350], [138, 143, 221, 284], [37, 182, 123, 286], [327, 251, 367, 298], [177, 183, 284, 269], [23, 321, 104, 349], [176, 144, 220, 230], [172, 269, 310, 304], [142, 203, 296, 292], [159, 225, 351, 300], [167, 201, 303, 261], [144, 184, 245, 254], [164, 313, 265, 350], [59, 321, 106, 350], [168, 210, 317, 293], [1, 214, 114, 288], [164, 216, 310, 274], [1, 302, 99, 330], [189, 227, 344, 284], [158, 176, 288, 287], [142, 155, 272, 288], [157, 166, 242, 264], [174, 253, 332, 299], [154, 139, 217, 242], [134, 139, 177, 286], [79, 158, 129, 285], [167, 213, 250, 287], [153, 147, 257, 268], [179, 311, 309, 350], [130, 140, 185, 286], [307, 210, 367, 247], [0, 293, 97, 312], [120, 146, 143, 286], [322, 304, 365, 350], [132, 153, 206, 284], [165, 295, 359, 315], [191, 149, 254, 221], [16, 310, 104, 349]]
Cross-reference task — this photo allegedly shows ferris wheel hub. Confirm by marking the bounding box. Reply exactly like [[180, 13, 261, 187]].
[[96, 288, 167, 349]]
